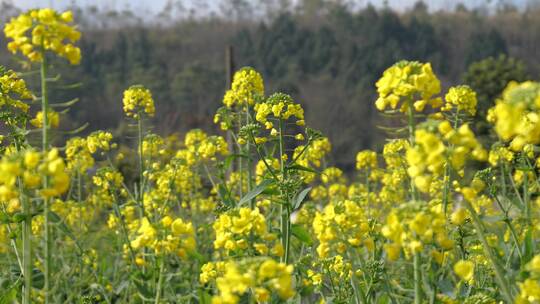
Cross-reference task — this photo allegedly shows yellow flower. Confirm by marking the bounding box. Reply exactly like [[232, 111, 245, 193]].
[[454, 260, 474, 282], [24, 150, 41, 169], [517, 279, 540, 303], [4, 9, 81, 64], [487, 81, 540, 151], [356, 150, 377, 170], [450, 207, 467, 225], [0, 69, 32, 118], [254, 93, 304, 126], [527, 255, 540, 273], [442, 85, 477, 115], [30, 110, 60, 128], [375, 61, 441, 112], [210, 258, 294, 304], [222, 67, 264, 108], [122, 85, 155, 118], [313, 200, 368, 258]]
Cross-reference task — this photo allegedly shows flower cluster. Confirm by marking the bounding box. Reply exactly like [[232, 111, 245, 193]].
[[0, 149, 70, 200], [184, 129, 228, 162], [4, 9, 81, 64], [356, 150, 378, 170], [382, 203, 453, 261], [313, 200, 371, 258], [310, 167, 348, 202], [378, 139, 409, 204], [91, 167, 126, 206], [129, 216, 196, 259], [442, 85, 478, 115], [375, 60, 442, 112], [66, 131, 114, 172], [294, 137, 331, 183], [406, 122, 486, 193], [254, 92, 305, 130], [30, 110, 60, 128], [454, 259, 475, 283], [208, 258, 295, 304], [487, 81, 540, 151], [517, 255, 540, 303], [213, 207, 282, 257], [223, 67, 264, 108], [122, 85, 155, 118], [0, 68, 32, 115]]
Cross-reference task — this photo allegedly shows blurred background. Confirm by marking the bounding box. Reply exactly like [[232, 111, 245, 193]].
[[0, 0, 538, 170]]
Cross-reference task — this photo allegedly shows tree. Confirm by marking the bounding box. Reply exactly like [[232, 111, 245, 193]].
[[463, 54, 528, 142], [464, 29, 507, 66]]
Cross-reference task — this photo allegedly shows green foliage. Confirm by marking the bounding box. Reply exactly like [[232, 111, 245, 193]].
[[464, 54, 528, 115], [463, 55, 528, 141]]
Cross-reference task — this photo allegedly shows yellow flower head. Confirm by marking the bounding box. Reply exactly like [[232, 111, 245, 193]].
[[223, 67, 264, 108], [454, 260, 474, 282], [0, 68, 33, 117], [487, 81, 540, 151], [443, 85, 477, 115], [122, 85, 155, 118], [254, 92, 304, 126], [0, 148, 70, 199], [4, 9, 81, 64], [356, 150, 378, 170], [210, 258, 294, 304], [30, 110, 60, 128], [375, 61, 441, 112]]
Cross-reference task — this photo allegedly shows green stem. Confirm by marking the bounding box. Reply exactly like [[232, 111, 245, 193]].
[[22, 190, 32, 304], [237, 112, 243, 197], [245, 107, 254, 209], [406, 99, 418, 201], [347, 251, 367, 304], [406, 99, 416, 145], [77, 171, 84, 296], [523, 165, 534, 261], [406, 98, 421, 303], [278, 119, 290, 264], [492, 194, 523, 259], [137, 116, 145, 216], [462, 199, 514, 303], [154, 257, 165, 303], [41, 53, 52, 304], [365, 169, 371, 217], [443, 110, 460, 216], [413, 252, 422, 304]]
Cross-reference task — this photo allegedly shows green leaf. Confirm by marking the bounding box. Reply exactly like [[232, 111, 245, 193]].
[[0, 213, 9, 224], [291, 224, 312, 245], [286, 164, 319, 174], [115, 280, 130, 295], [262, 188, 280, 196], [133, 280, 153, 299], [32, 268, 44, 289], [48, 211, 83, 253], [188, 250, 207, 264], [199, 289, 213, 304], [217, 184, 235, 207], [11, 213, 26, 223], [0, 287, 17, 303], [238, 179, 273, 206], [293, 187, 312, 211], [524, 229, 534, 262], [48, 211, 62, 223]]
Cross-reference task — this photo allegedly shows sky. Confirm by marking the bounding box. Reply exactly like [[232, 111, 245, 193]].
[[5, 0, 535, 17]]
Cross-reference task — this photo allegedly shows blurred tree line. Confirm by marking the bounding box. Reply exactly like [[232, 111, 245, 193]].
[[0, 0, 536, 169]]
